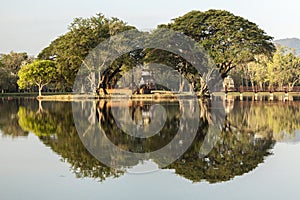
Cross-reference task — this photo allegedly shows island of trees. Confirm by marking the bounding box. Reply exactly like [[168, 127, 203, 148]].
[[0, 10, 299, 97]]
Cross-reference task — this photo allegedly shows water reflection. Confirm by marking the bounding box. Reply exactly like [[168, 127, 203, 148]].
[[1, 98, 299, 183], [0, 98, 28, 137], [97, 100, 182, 152], [73, 99, 204, 171], [227, 100, 300, 142]]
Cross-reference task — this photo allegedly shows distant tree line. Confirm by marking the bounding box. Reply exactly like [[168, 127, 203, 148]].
[[230, 46, 300, 91], [0, 52, 33, 93]]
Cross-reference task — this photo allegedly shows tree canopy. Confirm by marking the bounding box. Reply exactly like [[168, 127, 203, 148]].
[[267, 46, 300, 90], [38, 14, 136, 91], [237, 46, 300, 91], [17, 60, 57, 96], [37, 11, 276, 94], [0, 51, 32, 92], [160, 9, 276, 78]]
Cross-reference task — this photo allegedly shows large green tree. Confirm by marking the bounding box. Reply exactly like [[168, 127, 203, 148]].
[[160, 10, 276, 78], [17, 60, 57, 97], [137, 28, 219, 96], [38, 14, 135, 91]]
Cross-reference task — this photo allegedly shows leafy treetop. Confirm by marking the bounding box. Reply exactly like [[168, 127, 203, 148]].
[[160, 9, 276, 78], [17, 60, 57, 96]]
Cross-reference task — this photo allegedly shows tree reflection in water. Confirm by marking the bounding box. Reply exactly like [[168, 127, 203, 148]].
[[0, 98, 28, 137], [17, 100, 123, 181], [227, 100, 300, 142], [2, 98, 300, 183]]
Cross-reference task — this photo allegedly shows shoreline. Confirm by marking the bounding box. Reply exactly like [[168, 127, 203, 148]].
[[2, 91, 300, 101]]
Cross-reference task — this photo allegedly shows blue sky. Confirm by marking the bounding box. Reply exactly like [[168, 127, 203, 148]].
[[1, 0, 300, 55]]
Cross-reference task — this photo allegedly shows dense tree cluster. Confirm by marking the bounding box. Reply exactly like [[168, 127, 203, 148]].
[[231, 46, 300, 91], [1, 10, 298, 95], [0, 52, 33, 93], [227, 101, 300, 142], [161, 10, 276, 79], [30, 10, 277, 95], [38, 14, 135, 91]]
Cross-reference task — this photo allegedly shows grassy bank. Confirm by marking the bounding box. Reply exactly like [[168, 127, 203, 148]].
[[3, 91, 300, 101]]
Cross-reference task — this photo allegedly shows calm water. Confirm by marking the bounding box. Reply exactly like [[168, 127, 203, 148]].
[[1, 98, 300, 200]]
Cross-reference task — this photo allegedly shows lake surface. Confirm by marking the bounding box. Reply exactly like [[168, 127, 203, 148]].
[[1, 97, 300, 200]]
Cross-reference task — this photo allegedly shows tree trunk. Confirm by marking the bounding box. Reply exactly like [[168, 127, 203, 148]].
[[250, 80, 255, 92], [279, 83, 283, 92], [38, 86, 42, 97], [259, 82, 263, 91], [290, 80, 298, 92]]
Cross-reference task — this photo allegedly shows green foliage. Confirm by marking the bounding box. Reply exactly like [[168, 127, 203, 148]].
[[0, 99, 28, 137], [165, 129, 274, 183], [230, 46, 300, 90], [38, 13, 135, 91], [17, 101, 123, 181], [245, 54, 270, 89], [18, 107, 57, 137], [17, 60, 57, 96], [0, 51, 32, 92], [0, 67, 10, 92], [266, 46, 300, 90], [227, 101, 300, 141], [141, 29, 217, 95], [161, 9, 275, 78], [35, 10, 278, 94], [5, 99, 299, 183], [1, 51, 28, 73]]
